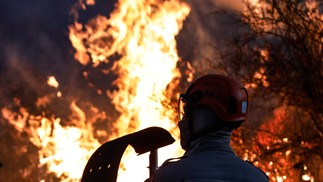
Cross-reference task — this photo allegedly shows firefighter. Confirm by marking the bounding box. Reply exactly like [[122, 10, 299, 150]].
[[151, 74, 269, 182]]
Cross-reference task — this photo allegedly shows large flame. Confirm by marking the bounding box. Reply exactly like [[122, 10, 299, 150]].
[[1, 101, 103, 181], [1, 0, 190, 181], [69, 0, 190, 181], [3, 0, 321, 181]]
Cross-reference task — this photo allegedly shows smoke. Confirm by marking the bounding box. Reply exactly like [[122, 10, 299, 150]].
[[0, 0, 121, 120], [177, 0, 274, 127], [176, 0, 245, 73], [0, 0, 74, 108], [0, 1, 119, 180]]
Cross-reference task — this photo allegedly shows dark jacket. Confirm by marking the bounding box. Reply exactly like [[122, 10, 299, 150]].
[[152, 132, 269, 182]]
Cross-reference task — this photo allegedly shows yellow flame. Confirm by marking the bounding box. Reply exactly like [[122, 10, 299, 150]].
[[69, 0, 190, 181], [34, 118, 100, 181], [1, 102, 102, 181], [2, 0, 190, 180]]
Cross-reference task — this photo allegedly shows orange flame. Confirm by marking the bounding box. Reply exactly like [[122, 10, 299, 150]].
[[1, 101, 103, 181], [68, 0, 190, 181], [0, 0, 190, 180]]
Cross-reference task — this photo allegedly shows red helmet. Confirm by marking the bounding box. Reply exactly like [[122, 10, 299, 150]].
[[178, 74, 248, 122]]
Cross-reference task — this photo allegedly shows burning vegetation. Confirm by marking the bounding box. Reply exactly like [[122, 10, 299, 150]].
[[0, 0, 322, 182]]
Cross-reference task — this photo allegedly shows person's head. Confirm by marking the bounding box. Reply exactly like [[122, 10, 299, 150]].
[[178, 74, 248, 150]]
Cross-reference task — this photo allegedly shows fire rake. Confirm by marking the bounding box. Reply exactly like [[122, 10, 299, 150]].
[[81, 127, 175, 182]]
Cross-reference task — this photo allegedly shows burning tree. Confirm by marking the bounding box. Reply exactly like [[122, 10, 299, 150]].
[[209, 0, 323, 181]]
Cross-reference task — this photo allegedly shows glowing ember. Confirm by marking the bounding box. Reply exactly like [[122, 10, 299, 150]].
[[69, 0, 190, 181], [47, 76, 59, 88], [302, 174, 312, 181]]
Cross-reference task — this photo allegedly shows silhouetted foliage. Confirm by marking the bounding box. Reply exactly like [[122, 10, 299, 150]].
[[211, 0, 323, 181]]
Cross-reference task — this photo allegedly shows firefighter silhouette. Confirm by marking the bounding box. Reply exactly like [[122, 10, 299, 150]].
[[151, 74, 269, 182]]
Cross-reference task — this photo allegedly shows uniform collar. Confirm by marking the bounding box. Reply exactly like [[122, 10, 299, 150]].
[[184, 130, 233, 156]]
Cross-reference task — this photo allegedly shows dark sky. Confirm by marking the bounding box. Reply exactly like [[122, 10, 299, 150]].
[[0, 0, 120, 77], [0, 0, 121, 119]]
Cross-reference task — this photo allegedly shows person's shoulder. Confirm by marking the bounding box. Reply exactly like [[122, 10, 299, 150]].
[[152, 157, 187, 182], [244, 160, 269, 181], [160, 157, 183, 167]]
